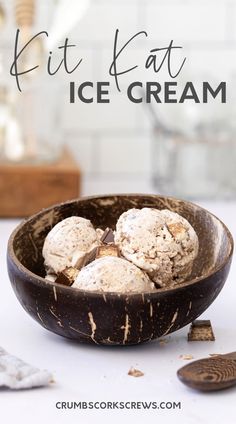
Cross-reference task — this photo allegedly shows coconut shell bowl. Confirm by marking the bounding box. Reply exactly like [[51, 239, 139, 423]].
[[7, 195, 233, 346]]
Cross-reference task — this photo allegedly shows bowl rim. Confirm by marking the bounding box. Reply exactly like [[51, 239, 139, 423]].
[[7, 193, 234, 298]]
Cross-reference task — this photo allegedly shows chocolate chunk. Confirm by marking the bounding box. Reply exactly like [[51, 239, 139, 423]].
[[81, 244, 120, 267], [55, 267, 79, 286], [100, 228, 114, 244], [188, 320, 215, 342], [81, 246, 98, 267], [96, 244, 120, 259]]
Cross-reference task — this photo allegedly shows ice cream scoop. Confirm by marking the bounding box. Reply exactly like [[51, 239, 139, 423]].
[[42, 216, 100, 274], [72, 256, 155, 293], [114, 208, 199, 287]]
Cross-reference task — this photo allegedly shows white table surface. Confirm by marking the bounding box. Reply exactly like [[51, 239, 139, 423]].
[[0, 198, 236, 424]]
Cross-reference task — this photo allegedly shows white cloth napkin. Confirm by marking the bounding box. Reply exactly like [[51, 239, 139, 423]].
[[0, 347, 53, 390]]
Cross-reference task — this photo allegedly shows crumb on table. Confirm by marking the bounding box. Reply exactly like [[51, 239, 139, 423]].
[[179, 354, 194, 360], [128, 367, 144, 377]]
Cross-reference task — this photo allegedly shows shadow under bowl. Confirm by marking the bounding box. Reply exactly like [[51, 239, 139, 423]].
[[7, 194, 234, 346]]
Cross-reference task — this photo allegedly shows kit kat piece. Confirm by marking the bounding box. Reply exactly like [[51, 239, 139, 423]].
[[55, 267, 79, 286], [96, 244, 120, 259], [188, 320, 215, 342]]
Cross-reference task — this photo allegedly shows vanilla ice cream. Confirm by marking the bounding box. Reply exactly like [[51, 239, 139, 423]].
[[114, 208, 199, 287], [43, 216, 100, 274], [72, 256, 155, 293]]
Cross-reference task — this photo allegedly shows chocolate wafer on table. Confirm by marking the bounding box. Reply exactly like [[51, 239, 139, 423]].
[[188, 320, 215, 341]]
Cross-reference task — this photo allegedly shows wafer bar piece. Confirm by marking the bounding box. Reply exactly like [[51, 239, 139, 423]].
[[96, 244, 120, 259], [188, 320, 215, 342], [100, 228, 115, 244], [80, 244, 120, 268], [55, 267, 79, 286]]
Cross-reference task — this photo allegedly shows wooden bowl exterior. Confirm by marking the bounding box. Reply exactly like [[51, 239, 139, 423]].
[[7, 195, 233, 345]]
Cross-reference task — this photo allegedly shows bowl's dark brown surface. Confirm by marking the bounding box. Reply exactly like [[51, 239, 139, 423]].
[[7, 195, 233, 346]]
